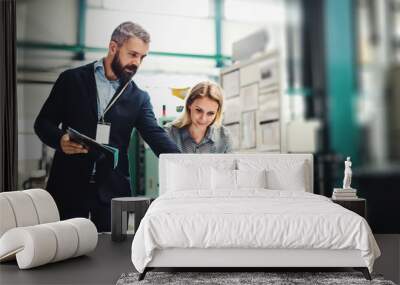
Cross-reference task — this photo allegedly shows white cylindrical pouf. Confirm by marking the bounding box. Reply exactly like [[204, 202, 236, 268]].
[[24, 189, 60, 223], [65, 218, 98, 257], [42, 221, 79, 262], [0, 196, 17, 237], [1, 192, 39, 227], [0, 226, 57, 269]]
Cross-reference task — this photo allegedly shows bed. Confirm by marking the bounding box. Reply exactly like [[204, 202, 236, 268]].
[[131, 154, 380, 280]]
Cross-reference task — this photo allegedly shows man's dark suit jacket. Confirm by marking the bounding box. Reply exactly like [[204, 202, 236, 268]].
[[34, 62, 180, 219]]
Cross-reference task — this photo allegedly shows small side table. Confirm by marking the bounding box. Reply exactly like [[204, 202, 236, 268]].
[[111, 197, 152, 242], [331, 198, 367, 219]]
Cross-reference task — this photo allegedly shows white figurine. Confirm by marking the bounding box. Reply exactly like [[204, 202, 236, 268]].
[[343, 157, 352, 189]]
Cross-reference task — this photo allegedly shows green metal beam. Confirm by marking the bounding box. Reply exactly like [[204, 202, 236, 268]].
[[325, 0, 359, 164], [75, 0, 86, 60], [16, 41, 231, 61], [214, 0, 224, 67]]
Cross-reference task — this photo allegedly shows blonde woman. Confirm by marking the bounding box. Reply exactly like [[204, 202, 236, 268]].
[[165, 81, 233, 153]]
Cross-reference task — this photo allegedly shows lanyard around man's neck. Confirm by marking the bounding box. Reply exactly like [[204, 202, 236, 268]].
[[99, 79, 131, 123]]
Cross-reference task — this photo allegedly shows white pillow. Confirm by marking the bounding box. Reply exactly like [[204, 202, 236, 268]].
[[212, 168, 237, 190], [236, 169, 267, 189], [167, 162, 212, 191], [237, 159, 307, 191], [266, 164, 306, 191]]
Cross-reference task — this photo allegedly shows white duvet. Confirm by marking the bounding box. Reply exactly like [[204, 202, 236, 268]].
[[131, 190, 380, 273]]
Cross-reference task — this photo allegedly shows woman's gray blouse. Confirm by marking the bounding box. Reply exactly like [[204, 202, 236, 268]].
[[164, 124, 233, 153]]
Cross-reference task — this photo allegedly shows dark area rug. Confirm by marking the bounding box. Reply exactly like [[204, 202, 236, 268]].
[[116, 271, 396, 285]]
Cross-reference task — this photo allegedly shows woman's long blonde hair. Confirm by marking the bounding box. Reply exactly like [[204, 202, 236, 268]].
[[172, 81, 224, 128]]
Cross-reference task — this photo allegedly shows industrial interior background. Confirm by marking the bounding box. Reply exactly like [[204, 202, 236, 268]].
[[14, 0, 400, 282]]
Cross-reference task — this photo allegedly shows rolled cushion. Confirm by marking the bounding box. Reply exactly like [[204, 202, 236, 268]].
[[0, 218, 98, 269], [0, 191, 39, 228], [0, 196, 17, 237], [0, 226, 57, 268], [0, 189, 59, 238], [24, 189, 60, 223], [65, 218, 98, 257], [42, 221, 79, 262]]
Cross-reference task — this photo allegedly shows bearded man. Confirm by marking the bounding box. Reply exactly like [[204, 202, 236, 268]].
[[34, 22, 180, 231]]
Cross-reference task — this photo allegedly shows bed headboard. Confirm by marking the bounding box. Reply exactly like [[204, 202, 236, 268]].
[[159, 154, 314, 195]]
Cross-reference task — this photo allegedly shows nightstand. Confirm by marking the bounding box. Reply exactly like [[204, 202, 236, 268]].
[[331, 198, 367, 219], [111, 197, 152, 242]]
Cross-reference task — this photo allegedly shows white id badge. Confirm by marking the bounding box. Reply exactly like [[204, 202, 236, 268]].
[[96, 123, 111, 144]]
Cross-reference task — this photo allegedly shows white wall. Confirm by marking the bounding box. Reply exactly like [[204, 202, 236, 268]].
[[222, 0, 287, 56], [85, 8, 215, 55], [16, 0, 78, 44], [17, 83, 54, 187]]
